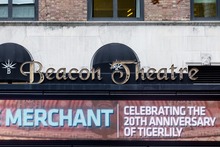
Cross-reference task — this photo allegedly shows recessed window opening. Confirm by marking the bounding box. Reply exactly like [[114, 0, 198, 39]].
[[89, 0, 143, 21], [0, 0, 37, 20], [192, 0, 219, 20]]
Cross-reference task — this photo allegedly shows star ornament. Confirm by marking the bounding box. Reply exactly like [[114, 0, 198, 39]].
[[2, 59, 16, 74]]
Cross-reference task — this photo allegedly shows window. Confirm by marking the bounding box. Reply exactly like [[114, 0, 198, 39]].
[[88, 0, 144, 21], [0, 0, 38, 20], [191, 0, 220, 20]]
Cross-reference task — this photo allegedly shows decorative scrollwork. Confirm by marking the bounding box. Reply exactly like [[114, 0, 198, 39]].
[[110, 60, 137, 85]]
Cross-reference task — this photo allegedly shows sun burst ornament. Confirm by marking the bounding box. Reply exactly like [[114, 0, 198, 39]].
[[2, 59, 16, 75], [110, 63, 123, 71]]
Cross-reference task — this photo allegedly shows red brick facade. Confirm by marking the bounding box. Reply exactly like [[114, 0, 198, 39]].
[[39, 0, 87, 21], [145, 0, 190, 21], [38, 0, 190, 21]]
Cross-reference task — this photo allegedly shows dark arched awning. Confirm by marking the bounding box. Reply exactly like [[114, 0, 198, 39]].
[[91, 43, 139, 72], [0, 43, 33, 82]]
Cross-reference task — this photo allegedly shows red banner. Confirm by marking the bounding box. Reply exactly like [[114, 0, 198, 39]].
[[0, 100, 219, 141]]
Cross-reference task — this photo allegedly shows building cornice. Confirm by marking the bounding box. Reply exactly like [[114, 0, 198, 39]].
[[0, 21, 220, 26]]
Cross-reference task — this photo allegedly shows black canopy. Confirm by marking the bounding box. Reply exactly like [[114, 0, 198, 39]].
[[0, 43, 33, 82], [91, 43, 139, 72], [0, 43, 33, 62]]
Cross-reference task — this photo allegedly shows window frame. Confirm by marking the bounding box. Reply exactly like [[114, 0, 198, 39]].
[[0, 0, 38, 21], [87, 0, 144, 21], [191, 0, 220, 20]]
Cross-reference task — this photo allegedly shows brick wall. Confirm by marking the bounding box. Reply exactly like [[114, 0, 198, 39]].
[[144, 0, 190, 21], [39, 0, 87, 21], [38, 0, 190, 21]]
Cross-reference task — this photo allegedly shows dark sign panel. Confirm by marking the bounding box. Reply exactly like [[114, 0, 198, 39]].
[[0, 99, 219, 141]]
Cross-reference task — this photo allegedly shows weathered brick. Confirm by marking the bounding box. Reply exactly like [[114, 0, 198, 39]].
[[144, 0, 190, 21], [39, 0, 87, 21], [38, 0, 190, 21]]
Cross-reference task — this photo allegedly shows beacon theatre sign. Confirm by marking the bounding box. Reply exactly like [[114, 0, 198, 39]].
[[0, 42, 199, 85], [18, 61, 199, 85]]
